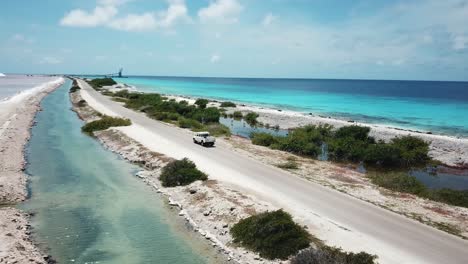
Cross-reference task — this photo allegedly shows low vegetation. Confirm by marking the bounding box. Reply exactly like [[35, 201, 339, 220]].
[[195, 98, 209, 109], [369, 171, 468, 208], [88, 78, 117, 90], [244, 112, 260, 125], [369, 171, 427, 195], [159, 158, 208, 187], [77, 99, 87, 107], [251, 125, 430, 168], [291, 246, 377, 264], [220, 101, 236, 107], [230, 210, 311, 260], [251, 125, 468, 207], [104, 89, 230, 136], [276, 160, 300, 169], [232, 111, 243, 119], [69, 82, 80, 93], [231, 210, 377, 262], [276, 156, 300, 169], [81, 116, 131, 135]]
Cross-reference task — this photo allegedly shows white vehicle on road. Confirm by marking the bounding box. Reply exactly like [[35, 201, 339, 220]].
[[193, 132, 216, 147]]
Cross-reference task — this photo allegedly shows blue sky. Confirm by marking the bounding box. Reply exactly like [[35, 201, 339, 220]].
[[1, 0, 468, 81]]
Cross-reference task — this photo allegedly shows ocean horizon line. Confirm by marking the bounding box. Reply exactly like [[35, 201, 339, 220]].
[[4, 72, 468, 83]]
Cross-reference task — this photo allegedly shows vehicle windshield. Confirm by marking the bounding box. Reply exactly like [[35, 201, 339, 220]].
[[199, 133, 209, 137]]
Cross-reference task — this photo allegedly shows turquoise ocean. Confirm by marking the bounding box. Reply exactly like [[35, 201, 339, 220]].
[[110, 76, 468, 137]]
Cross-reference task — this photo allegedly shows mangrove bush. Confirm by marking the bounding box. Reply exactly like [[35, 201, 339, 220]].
[[291, 246, 377, 264], [81, 116, 131, 135], [230, 210, 311, 260], [220, 101, 236, 107], [159, 158, 208, 187]]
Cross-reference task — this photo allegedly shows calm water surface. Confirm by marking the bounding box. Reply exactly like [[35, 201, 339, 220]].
[[115, 76, 468, 137], [21, 79, 223, 264], [411, 167, 468, 190]]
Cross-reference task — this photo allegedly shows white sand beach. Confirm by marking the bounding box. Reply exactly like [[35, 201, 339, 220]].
[[76, 78, 468, 264]]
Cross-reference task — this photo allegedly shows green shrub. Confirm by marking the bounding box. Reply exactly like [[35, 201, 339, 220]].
[[191, 107, 221, 123], [230, 210, 311, 260], [202, 123, 231, 136], [89, 78, 117, 88], [278, 125, 331, 157], [291, 246, 377, 264], [232, 111, 243, 119], [391, 136, 430, 166], [107, 91, 225, 128], [244, 112, 260, 125], [364, 143, 402, 167], [428, 189, 468, 208], [276, 160, 299, 170], [328, 126, 375, 162], [167, 112, 180, 121], [369, 171, 427, 195], [69, 85, 81, 93], [334, 126, 374, 142], [178, 117, 203, 129], [101, 90, 114, 96], [250, 124, 431, 168], [251, 132, 279, 146], [81, 116, 131, 135], [220, 101, 236, 107], [113, 89, 131, 98], [328, 137, 369, 162], [150, 112, 169, 121], [159, 158, 207, 187], [112, 97, 128, 103], [195, 98, 209, 109], [369, 171, 468, 208], [77, 100, 87, 107]]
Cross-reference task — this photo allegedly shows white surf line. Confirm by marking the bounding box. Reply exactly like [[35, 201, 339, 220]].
[[0, 114, 17, 138]]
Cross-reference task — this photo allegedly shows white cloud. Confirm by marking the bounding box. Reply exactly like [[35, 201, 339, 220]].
[[210, 54, 220, 63], [60, 5, 118, 27], [198, 0, 243, 24], [453, 35, 468, 50], [157, 0, 191, 28], [110, 13, 157, 31], [60, 0, 190, 31], [39, 57, 62, 64], [262, 12, 277, 26]]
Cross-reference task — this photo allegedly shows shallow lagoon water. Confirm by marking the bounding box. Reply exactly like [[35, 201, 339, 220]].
[[220, 117, 288, 138], [411, 167, 468, 190], [21, 80, 223, 263]]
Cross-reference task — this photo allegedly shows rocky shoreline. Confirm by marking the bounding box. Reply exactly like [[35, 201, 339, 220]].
[[0, 77, 63, 264], [70, 89, 286, 263]]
